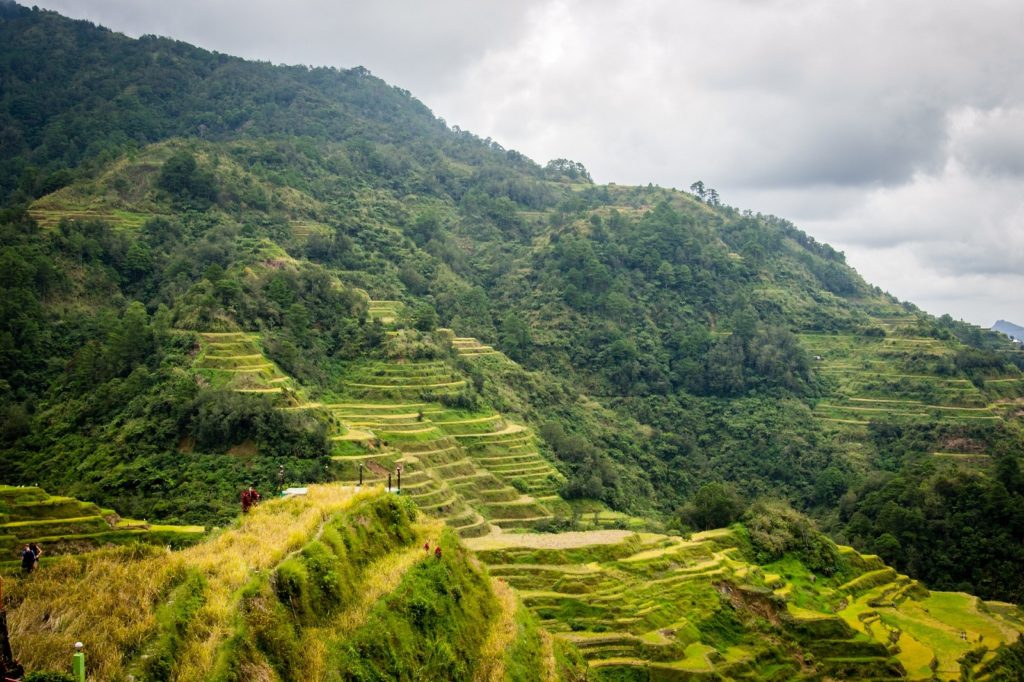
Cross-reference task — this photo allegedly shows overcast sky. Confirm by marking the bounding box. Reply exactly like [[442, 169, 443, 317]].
[[36, 0, 1024, 327]]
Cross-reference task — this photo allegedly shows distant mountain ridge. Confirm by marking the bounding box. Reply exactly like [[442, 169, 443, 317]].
[[993, 319, 1024, 341]]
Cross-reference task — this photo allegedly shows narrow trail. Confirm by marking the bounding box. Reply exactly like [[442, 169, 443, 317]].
[[171, 485, 368, 681], [295, 521, 442, 679]]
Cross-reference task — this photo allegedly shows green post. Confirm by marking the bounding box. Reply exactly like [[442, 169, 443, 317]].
[[72, 642, 85, 681]]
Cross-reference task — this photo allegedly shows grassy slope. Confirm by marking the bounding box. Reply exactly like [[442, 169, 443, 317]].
[[2, 485, 546, 682]]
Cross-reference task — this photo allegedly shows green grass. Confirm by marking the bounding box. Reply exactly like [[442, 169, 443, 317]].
[[326, 529, 498, 681], [28, 206, 152, 230], [0, 486, 205, 557]]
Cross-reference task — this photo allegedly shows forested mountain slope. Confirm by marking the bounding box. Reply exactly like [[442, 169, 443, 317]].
[[1, 0, 1024, 622]]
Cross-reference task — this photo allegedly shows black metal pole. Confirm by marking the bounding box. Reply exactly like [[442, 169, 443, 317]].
[[388, 473, 392, 493], [397, 468, 401, 494], [359, 463, 363, 486]]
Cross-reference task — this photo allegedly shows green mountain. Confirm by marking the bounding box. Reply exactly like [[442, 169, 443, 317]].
[[2, 4, 1024, 679]]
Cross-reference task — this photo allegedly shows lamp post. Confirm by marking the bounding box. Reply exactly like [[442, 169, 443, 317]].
[[72, 642, 85, 682]]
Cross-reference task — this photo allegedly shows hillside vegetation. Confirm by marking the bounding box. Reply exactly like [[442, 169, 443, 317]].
[[470, 506, 1024, 681], [4, 487, 1023, 681], [4, 486, 555, 681], [2, 4, 1024, 679]]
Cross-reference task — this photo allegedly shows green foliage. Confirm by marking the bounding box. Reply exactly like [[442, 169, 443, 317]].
[[836, 451, 1024, 602], [24, 673, 75, 682], [500, 603, 546, 681], [540, 421, 619, 506], [215, 495, 419, 682], [272, 495, 417, 625], [142, 569, 208, 681], [744, 500, 846, 576], [330, 530, 497, 680], [544, 158, 592, 183], [186, 389, 329, 458], [679, 482, 746, 531], [157, 150, 217, 208]]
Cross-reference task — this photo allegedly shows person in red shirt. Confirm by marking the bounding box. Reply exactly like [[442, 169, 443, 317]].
[[241, 484, 261, 513]]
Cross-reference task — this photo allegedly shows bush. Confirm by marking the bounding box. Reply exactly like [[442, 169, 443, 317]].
[[678, 482, 745, 531], [25, 673, 75, 682], [743, 499, 846, 576]]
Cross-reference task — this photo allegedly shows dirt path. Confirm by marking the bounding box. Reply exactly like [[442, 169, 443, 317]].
[[465, 529, 641, 551]]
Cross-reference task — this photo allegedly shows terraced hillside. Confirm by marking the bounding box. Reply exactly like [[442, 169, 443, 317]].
[[193, 331, 301, 397], [469, 528, 1024, 680], [448, 333, 501, 358], [191, 327, 573, 539], [3, 486, 550, 682], [803, 324, 1024, 471], [368, 299, 403, 326], [0, 485, 204, 561], [319, 361, 570, 537]]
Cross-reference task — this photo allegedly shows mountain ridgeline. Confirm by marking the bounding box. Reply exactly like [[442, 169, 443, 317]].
[[2, 5, 1024, 679], [993, 319, 1024, 342]]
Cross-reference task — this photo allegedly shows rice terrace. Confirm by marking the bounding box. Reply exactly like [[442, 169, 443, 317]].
[[2, 2, 1024, 681]]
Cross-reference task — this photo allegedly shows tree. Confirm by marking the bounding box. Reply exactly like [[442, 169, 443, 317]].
[[544, 158, 592, 182], [679, 482, 745, 531], [409, 302, 438, 332], [157, 150, 217, 207], [689, 181, 706, 200], [499, 313, 532, 362]]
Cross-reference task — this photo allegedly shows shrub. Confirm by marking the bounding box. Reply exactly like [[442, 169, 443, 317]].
[[25, 673, 75, 682], [678, 482, 745, 531], [743, 499, 846, 577]]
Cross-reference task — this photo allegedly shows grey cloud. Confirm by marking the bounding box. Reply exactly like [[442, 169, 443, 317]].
[[36, 1, 544, 96], [32, 0, 1024, 325], [948, 107, 1024, 177], [838, 245, 1024, 325]]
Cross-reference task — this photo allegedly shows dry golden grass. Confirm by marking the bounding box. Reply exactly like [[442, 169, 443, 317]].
[[539, 629, 558, 682], [6, 546, 176, 681], [4, 484, 375, 682], [474, 578, 519, 682]]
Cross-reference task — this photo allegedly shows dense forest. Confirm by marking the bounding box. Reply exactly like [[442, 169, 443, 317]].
[[1, 2, 1023, 605]]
